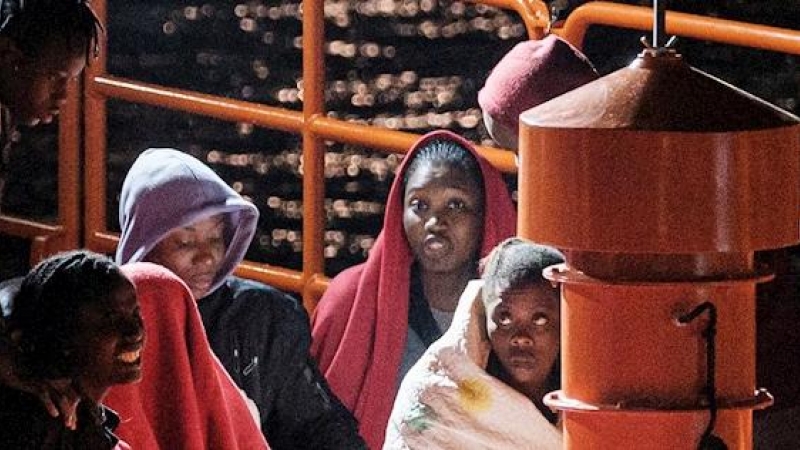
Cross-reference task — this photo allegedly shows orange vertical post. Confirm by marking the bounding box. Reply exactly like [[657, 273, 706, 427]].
[[300, 0, 328, 312], [518, 48, 799, 448]]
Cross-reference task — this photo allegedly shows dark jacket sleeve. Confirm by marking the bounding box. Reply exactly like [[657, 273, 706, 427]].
[[263, 292, 366, 449], [200, 277, 366, 450]]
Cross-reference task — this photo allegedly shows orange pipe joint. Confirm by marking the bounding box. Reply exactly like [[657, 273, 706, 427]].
[[544, 264, 774, 449]]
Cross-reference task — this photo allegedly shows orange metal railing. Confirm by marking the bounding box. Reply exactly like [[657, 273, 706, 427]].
[[556, 1, 800, 55], [80, 0, 530, 312], [0, 79, 81, 266], [2, 0, 799, 313]]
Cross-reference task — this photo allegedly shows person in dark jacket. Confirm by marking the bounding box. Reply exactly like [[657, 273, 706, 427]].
[[0, 0, 102, 420], [0, 0, 101, 202], [1, 250, 144, 450], [115, 147, 366, 450]]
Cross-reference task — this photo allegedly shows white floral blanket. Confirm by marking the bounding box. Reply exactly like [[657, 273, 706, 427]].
[[384, 280, 562, 450]]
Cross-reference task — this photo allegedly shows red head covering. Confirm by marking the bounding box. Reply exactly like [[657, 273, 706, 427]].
[[311, 130, 517, 448], [105, 262, 269, 450], [478, 34, 598, 136]]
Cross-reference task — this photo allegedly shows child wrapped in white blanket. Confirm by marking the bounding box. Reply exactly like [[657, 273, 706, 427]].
[[385, 238, 564, 450]]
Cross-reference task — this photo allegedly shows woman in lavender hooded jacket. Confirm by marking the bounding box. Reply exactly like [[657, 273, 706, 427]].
[[115, 148, 365, 450]]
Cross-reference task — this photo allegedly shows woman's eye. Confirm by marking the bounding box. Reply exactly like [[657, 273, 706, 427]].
[[448, 199, 466, 211], [177, 240, 194, 249], [409, 198, 427, 212], [497, 312, 512, 327], [533, 313, 549, 327], [46, 72, 70, 83]]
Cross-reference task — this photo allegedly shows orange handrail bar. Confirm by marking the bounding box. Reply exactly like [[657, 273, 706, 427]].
[[472, 0, 550, 39], [308, 117, 518, 174], [236, 263, 306, 296], [557, 1, 800, 55], [0, 217, 61, 239], [91, 76, 304, 134], [4, 0, 800, 314], [87, 77, 519, 173]]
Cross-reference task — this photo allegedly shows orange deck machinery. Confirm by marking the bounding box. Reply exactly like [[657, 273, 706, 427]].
[[517, 22, 800, 450]]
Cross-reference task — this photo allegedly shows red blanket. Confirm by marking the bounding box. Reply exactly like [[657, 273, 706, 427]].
[[311, 130, 517, 448], [105, 262, 268, 450]]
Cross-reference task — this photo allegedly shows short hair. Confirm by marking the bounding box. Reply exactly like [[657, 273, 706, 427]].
[[7, 250, 124, 381], [0, 0, 102, 61], [481, 237, 564, 302], [403, 137, 484, 199]]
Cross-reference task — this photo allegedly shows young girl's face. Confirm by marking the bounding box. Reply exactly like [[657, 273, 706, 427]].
[[485, 282, 560, 396], [402, 161, 484, 275]]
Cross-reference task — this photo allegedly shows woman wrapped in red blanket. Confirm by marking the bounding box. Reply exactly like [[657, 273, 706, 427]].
[[311, 130, 517, 448], [105, 262, 268, 450]]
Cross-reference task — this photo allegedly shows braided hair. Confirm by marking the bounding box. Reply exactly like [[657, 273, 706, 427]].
[[0, 0, 102, 62], [403, 137, 484, 200], [6, 249, 124, 381]]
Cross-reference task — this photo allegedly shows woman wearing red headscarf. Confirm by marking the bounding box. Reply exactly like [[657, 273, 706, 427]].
[[105, 262, 269, 450], [311, 130, 517, 448]]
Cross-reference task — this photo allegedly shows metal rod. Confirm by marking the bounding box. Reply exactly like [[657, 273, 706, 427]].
[[653, 0, 667, 48]]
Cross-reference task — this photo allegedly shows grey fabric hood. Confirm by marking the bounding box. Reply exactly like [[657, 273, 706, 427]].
[[115, 148, 259, 297]]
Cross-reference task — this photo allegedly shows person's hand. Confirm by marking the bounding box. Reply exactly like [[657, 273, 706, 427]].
[[31, 378, 81, 430], [0, 347, 80, 429]]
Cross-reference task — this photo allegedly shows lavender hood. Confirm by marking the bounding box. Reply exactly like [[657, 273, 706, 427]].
[[116, 148, 259, 296]]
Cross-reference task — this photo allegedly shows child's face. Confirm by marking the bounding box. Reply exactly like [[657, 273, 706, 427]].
[[485, 282, 560, 394]]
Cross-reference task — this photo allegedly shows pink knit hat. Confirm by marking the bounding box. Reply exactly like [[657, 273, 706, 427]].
[[478, 35, 599, 145]]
